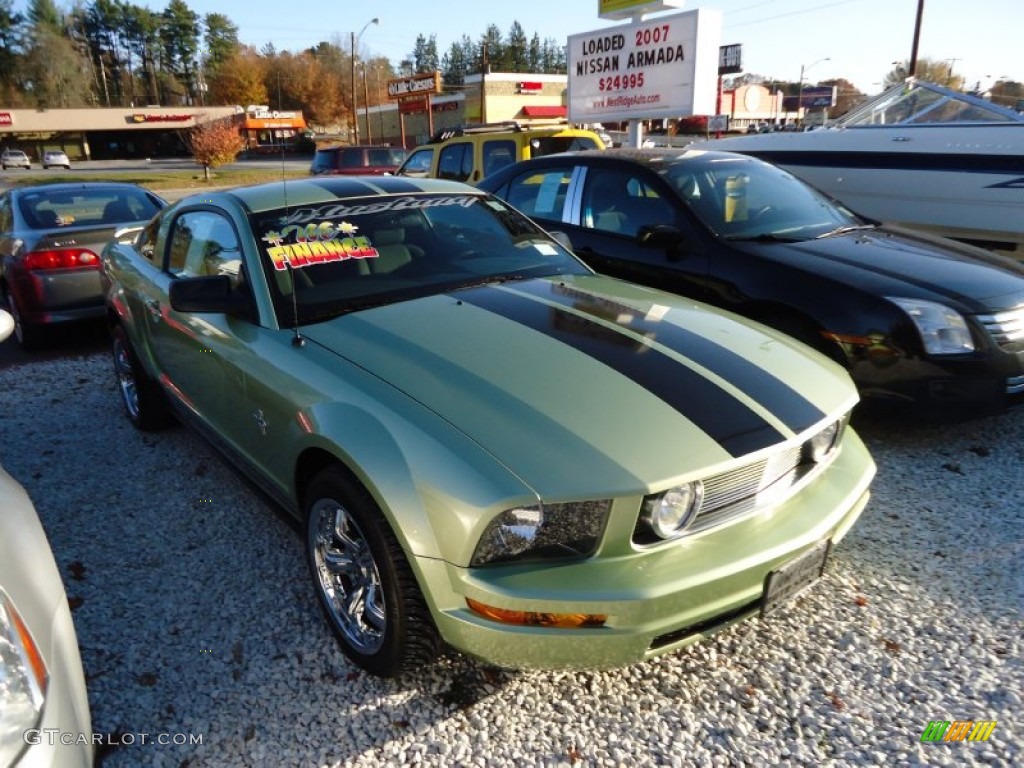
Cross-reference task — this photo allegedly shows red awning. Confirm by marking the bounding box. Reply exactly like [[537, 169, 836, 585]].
[[520, 105, 567, 118]]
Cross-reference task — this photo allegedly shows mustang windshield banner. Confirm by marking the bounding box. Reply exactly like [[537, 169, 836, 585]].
[[568, 8, 721, 123]]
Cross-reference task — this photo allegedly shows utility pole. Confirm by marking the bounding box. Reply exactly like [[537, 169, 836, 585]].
[[908, 0, 925, 78]]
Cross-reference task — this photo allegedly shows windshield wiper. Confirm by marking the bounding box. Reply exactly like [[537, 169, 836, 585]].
[[450, 273, 531, 291], [815, 224, 876, 239], [723, 232, 807, 243]]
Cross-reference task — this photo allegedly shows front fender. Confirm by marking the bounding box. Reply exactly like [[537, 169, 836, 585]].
[[293, 400, 537, 566]]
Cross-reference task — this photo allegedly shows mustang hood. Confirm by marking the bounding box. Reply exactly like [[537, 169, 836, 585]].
[[736, 228, 1024, 310], [302, 276, 856, 496]]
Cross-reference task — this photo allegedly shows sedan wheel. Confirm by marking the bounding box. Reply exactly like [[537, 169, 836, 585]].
[[305, 468, 440, 677], [111, 325, 172, 430]]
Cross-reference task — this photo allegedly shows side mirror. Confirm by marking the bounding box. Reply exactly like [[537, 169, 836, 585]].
[[638, 224, 685, 254], [549, 230, 574, 252], [169, 275, 252, 319]]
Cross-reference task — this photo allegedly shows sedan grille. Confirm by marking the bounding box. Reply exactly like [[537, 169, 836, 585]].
[[975, 306, 1024, 346]]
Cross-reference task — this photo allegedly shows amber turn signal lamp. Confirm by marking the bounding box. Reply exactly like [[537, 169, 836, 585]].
[[466, 598, 606, 628]]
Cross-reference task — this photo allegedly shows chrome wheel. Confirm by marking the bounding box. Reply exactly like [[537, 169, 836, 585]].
[[310, 499, 386, 654], [112, 334, 140, 421]]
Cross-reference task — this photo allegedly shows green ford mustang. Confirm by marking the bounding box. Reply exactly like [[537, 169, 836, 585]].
[[101, 177, 875, 678]]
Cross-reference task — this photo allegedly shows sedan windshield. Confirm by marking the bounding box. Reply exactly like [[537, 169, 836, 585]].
[[664, 153, 865, 241], [252, 192, 590, 325]]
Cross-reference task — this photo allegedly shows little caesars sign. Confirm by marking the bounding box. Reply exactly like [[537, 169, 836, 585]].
[[567, 8, 721, 123]]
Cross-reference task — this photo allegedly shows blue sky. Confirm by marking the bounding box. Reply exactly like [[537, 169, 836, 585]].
[[21, 0, 1021, 94]]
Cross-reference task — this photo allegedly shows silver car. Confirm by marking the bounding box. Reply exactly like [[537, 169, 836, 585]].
[[0, 309, 93, 767], [0, 182, 166, 348], [1, 149, 31, 170], [42, 150, 70, 170]]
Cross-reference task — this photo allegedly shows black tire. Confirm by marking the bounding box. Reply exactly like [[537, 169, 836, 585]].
[[111, 324, 173, 431], [4, 287, 43, 350], [304, 467, 441, 678]]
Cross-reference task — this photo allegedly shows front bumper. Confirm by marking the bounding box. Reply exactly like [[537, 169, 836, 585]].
[[417, 429, 875, 670], [849, 346, 1024, 408]]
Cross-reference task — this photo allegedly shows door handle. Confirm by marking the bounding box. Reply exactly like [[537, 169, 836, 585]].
[[145, 299, 161, 321]]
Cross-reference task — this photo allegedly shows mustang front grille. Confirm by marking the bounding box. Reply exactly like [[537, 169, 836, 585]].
[[633, 420, 846, 546], [688, 444, 807, 533]]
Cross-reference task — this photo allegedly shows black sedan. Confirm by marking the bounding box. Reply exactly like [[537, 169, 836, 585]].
[[478, 149, 1024, 410], [0, 182, 165, 348]]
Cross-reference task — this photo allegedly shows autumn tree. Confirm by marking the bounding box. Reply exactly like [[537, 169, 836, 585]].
[[188, 116, 245, 180], [207, 45, 268, 106], [886, 58, 965, 90]]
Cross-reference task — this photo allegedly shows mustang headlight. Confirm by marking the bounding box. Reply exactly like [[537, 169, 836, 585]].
[[889, 297, 974, 355], [803, 418, 846, 464], [0, 590, 48, 767], [471, 500, 611, 566], [638, 481, 705, 543]]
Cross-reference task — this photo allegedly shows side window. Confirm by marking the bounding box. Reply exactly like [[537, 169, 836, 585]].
[[166, 211, 243, 287], [437, 142, 472, 182], [397, 148, 434, 177], [583, 169, 673, 237], [504, 168, 573, 222], [340, 149, 366, 169], [136, 213, 164, 263], [481, 140, 516, 178]]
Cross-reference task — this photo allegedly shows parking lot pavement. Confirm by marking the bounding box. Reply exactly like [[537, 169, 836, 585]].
[[0, 351, 1019, 767]]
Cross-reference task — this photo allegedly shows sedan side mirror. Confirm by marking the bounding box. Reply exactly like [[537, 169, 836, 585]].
[[549, 230, 574, 252], [169, 275, 253, 320], [638, 224, 686, 260]]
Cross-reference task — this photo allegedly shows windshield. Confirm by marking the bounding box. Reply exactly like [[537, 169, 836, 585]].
[[252, 192, 590, 325], [665, 153, 863, 241], [533, 135, 602, 156]]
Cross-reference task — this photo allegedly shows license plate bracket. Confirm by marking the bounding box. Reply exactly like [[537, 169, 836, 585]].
[[760, 539, 832, 617]]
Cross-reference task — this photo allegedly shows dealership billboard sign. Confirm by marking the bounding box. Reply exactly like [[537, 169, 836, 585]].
[[568, 8, 721, 123], [598, 0, 686, 20]]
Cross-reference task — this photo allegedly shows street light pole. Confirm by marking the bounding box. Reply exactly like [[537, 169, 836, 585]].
[[351, 17, 379, 146], [797, 57, 830, 127]]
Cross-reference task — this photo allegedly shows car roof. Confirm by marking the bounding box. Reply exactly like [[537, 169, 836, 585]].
[[478, 147, 751, 182], [9, 181, 150, 196], [194, 176, 484, 214], [315, 145, 405, 153]]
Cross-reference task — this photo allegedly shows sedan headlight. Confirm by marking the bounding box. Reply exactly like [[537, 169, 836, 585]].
[[0, 590, 48, 766], [889, 297, 974, 355], [471, 500, 611, 566]]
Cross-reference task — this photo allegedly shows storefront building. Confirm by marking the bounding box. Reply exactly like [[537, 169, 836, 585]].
[[0, 105, 310, 161], [239, 106, 309, 153]]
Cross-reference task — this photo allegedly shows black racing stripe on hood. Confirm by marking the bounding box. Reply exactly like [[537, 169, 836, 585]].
[[512, 280, 826, 434], [456, 285, 786, 457]]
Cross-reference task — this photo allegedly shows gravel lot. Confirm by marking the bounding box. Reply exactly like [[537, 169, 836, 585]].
[[0, 350, 1020, 767]]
